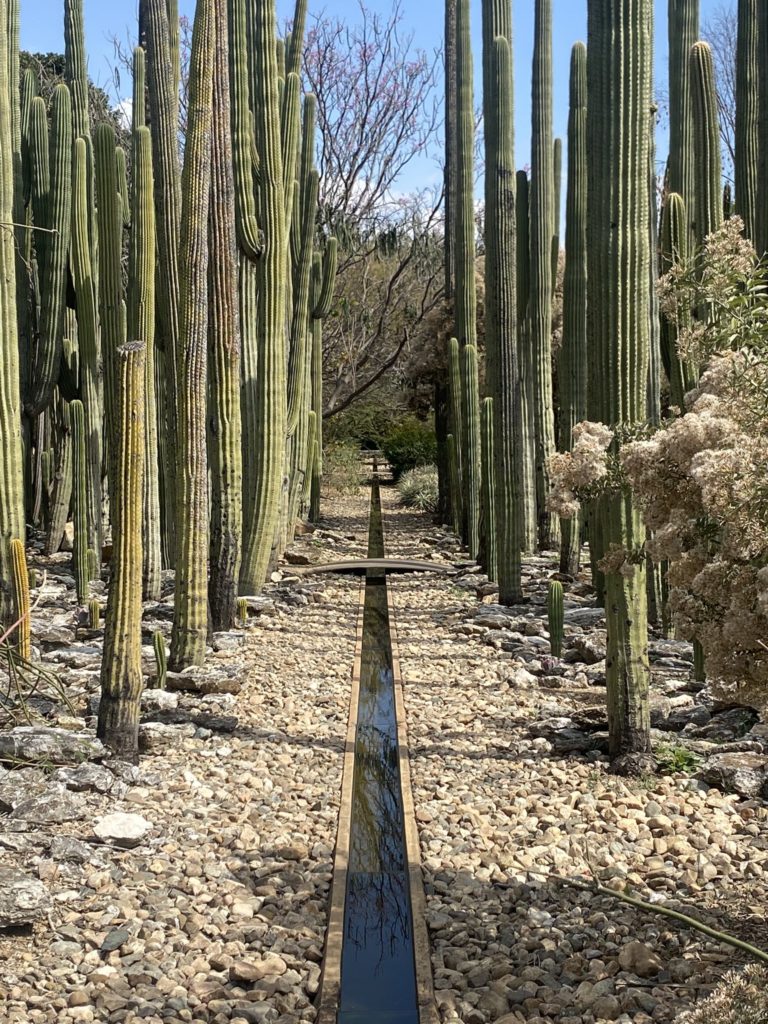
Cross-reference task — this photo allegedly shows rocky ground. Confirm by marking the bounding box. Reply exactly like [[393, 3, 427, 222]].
[[382, 493, 768, 1024], [1, 482, 766, 1024], [0, 498, 368, 1024]]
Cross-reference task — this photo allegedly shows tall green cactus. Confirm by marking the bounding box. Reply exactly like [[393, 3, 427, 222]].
[[481, 2, 523, 604], [455, 0, 480, 556], [208, 0, 242, 631], [587, 0, 653, 767], [660, 193, 696, 410], [758, 3, 768, 256], [308, 239, 338, 523], [0, 0, 25, 624], [98, 343, 145, 759], [27, 84, 71, 415], [529, 0, 558, 552], [70, 138, 103, 558], [239, 0, 288, 593], [70, 400, 89, 604], [558, 42, 587, 577], [480, 397, 497, 583], [461, 343, 481, 560], [446, 336, 463, 536], [667, 0, 699, 252], [736, 0, 759, 243], [142, 0, 182, 565], [516, 169, 537, 554], [690, 42, 723, 252], [129, 117, 161, 601], [170, 0, 216, 669]]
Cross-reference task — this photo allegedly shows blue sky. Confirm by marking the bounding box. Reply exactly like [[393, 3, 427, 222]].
[[21, 0, 734, 191]]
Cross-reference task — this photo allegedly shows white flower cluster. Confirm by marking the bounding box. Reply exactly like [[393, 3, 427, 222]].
[[547, 421, 614, 518]]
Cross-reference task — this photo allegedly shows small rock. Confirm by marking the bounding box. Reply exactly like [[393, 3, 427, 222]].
[[0, 866, 50, 926], [93, 812, 153, 847], [618, 941, 663, 978]]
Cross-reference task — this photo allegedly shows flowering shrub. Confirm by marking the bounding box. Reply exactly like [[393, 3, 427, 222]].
[[549, 219, 768, 709]]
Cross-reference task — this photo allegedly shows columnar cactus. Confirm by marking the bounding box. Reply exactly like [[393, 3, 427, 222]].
[[70, 400, 89, 604], [481, 3, 523, 604], [667, 0, 699, 250], [308, 239, 338, 523], [480, 397, 497, 583], [529, 0, 558, 551], [70, 138, 103, 555], [170, 0, 216, 669], [153, 630, 167, 689], [690, 42, 723, 252], [27, 84, 72, 415], [88, 598, 100, 630], [660, 193, 695, 410], [446, 337, 463, 536], [558, 43, 587, 577], [141, 0, 182, 563], [239, 0, 289, 593], [9, 539, 30, 661], [547, 579, 564, 657], [516, 169, 537, 554], [757, 3, 768, 256], [129, 118, 161, 601], [455, 0, 480, 555], [587, 0, 653, 765], [0, 0, 26, 625], [98, 343, 146, 758], [208, 0, 243, 631], [461, 343, 481, 560], [736, 0, 759, 243]]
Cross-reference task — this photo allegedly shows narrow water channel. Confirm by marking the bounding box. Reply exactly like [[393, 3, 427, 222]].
[[337, 478, 419, 1024]]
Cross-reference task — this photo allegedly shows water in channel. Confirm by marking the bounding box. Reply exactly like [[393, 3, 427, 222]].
[[337, 478, 419, 1024]]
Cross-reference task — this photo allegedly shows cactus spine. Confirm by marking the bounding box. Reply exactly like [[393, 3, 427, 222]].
[[98, 343, 146, 759], [170, 0, 216, 669], [208, 0, 242, 631], [736, 0, 759, 243], [240, 0, 288, 593], [0, 0, 24, 625], [9, 538, 30, 660], [454, 0, 480, 557], [667, 0, 699, 251], [529, 0, 558, 551], [547, 579, 564, 657], [558, 43, 587, 577], [481, 1, 523, 604]]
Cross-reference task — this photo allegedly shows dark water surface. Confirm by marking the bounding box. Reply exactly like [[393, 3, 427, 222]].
[[337, 480, 419, 1024]]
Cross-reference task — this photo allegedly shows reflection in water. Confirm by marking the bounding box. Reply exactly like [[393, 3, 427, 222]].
[[338, 481, 419, 1024]]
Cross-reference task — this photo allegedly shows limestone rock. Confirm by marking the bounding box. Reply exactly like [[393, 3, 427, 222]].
[[0, 866, 50, 926], [0, 726, 105, 765], [93, 812, 153, 847]]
